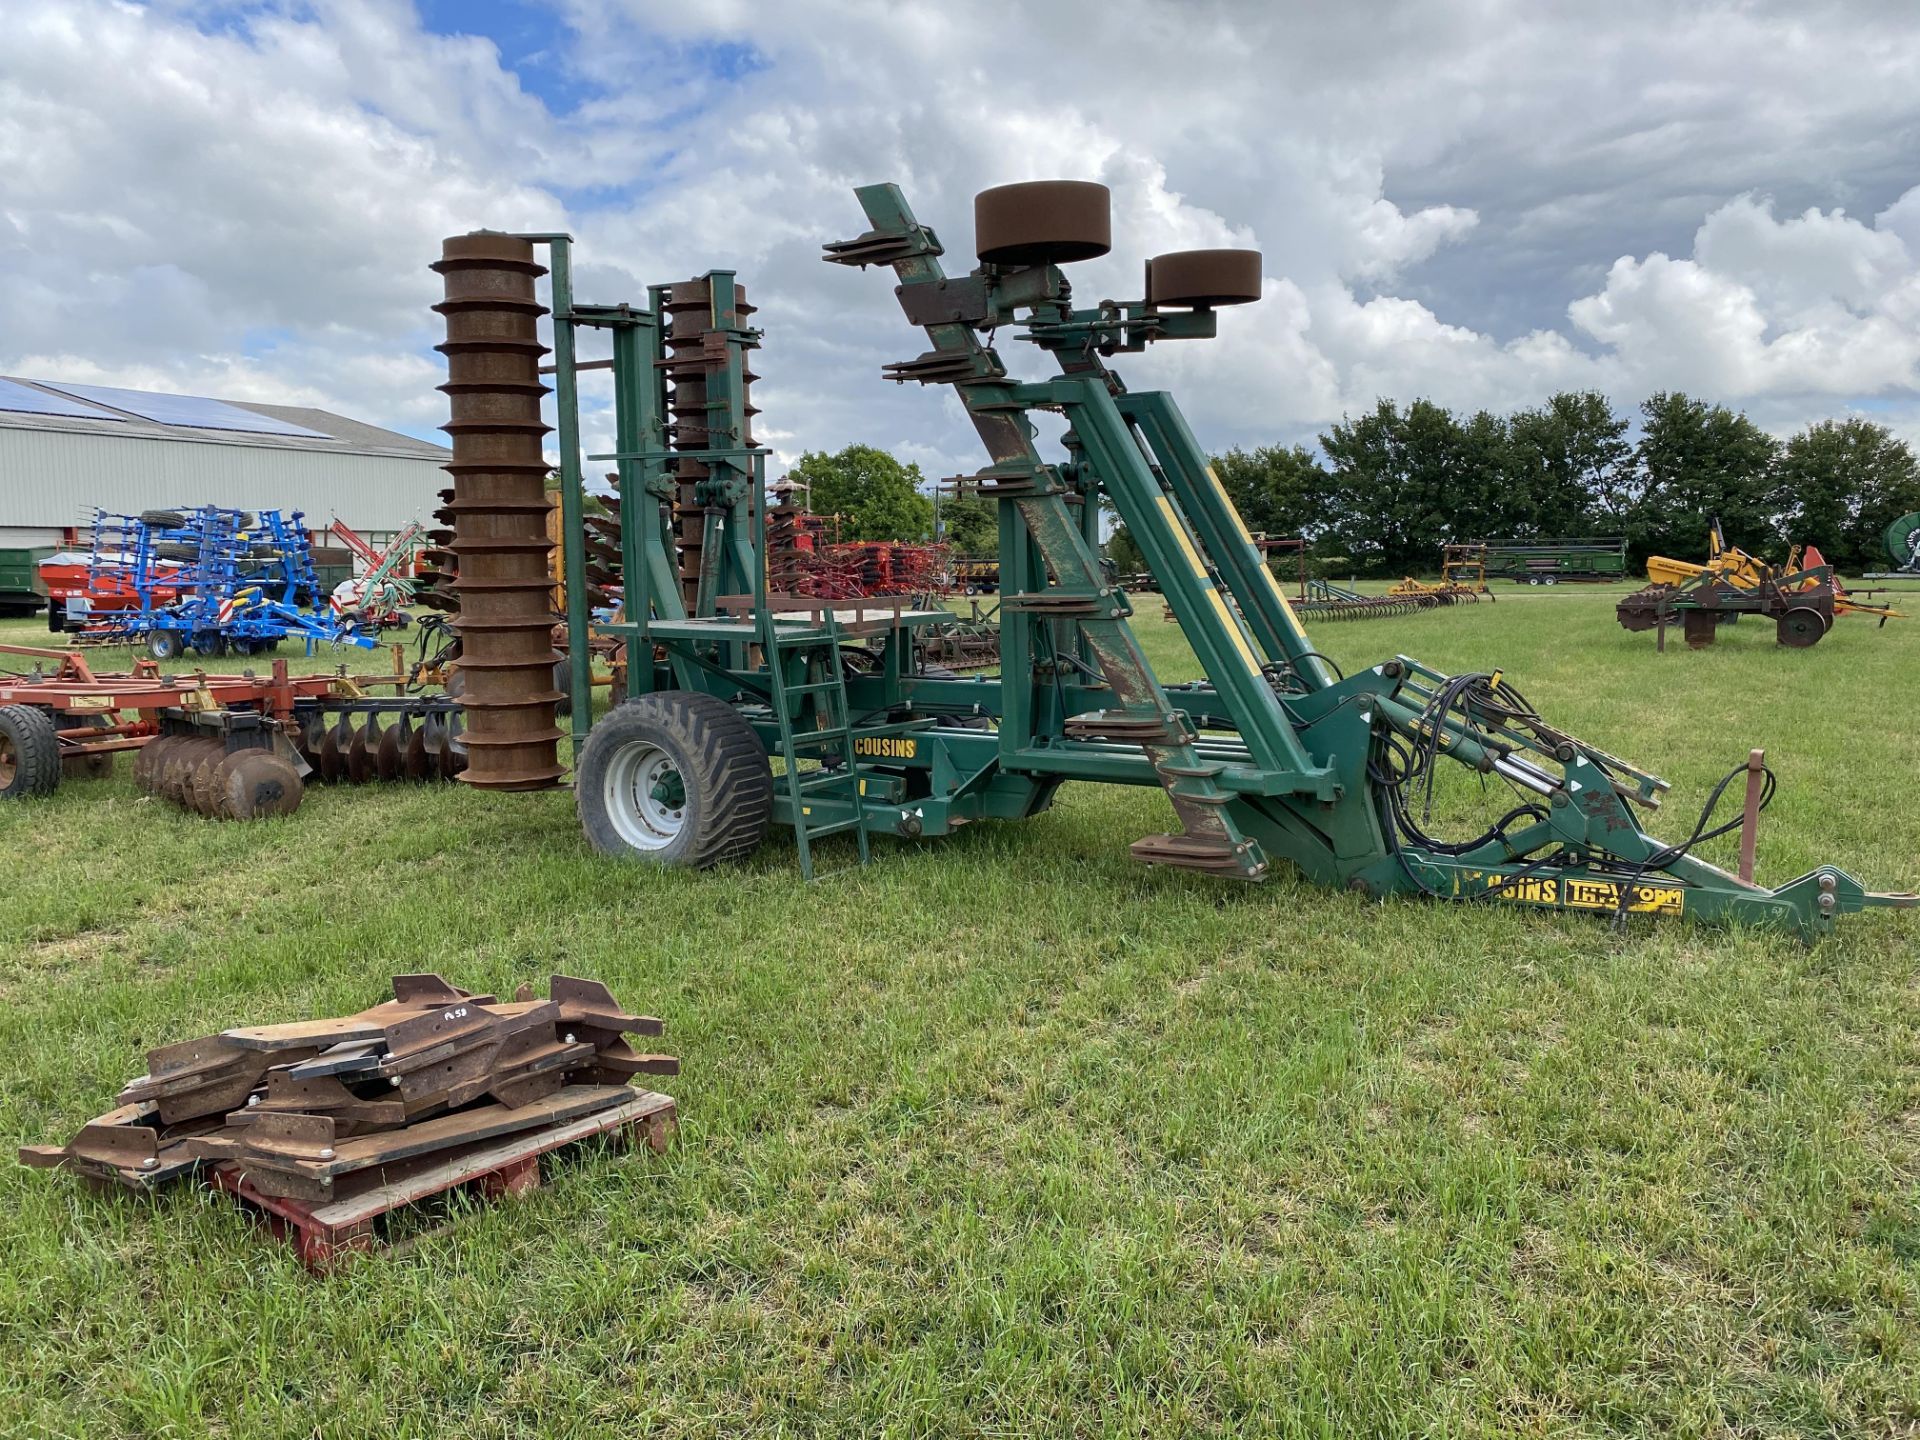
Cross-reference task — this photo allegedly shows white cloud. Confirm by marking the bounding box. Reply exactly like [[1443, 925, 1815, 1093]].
[[3, 0, 1920, 467]]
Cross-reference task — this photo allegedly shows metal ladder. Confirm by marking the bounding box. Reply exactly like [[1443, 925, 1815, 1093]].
[[760, 615, 871, 881]]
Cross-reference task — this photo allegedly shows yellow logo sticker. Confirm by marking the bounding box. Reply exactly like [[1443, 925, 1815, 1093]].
[[1467, 872, 1685, 916], [854, 736, 917, 760]]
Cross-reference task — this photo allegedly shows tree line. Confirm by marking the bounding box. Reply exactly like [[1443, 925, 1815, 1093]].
[[785, 444, 998, 554], [1200, 393, 1920, 576], [791, 393, 1920, 577]]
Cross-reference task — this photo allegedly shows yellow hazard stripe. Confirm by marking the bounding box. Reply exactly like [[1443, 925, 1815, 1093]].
[[1205, 465, 1310, 644], [1207, 588, 1261, 673], [1206, 466, 1257, 547], [1157, 496, 1206, 580]]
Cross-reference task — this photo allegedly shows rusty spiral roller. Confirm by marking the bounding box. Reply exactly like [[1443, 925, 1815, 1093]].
[[661, 277, 759, 610], [433, 233, 565, 790], [580, 474, 623, 613]]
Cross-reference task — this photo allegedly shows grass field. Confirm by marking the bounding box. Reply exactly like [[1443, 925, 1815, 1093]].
[[2, 584, 1917, 1438]]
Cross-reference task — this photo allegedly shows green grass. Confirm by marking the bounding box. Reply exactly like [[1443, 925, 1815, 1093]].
[[2, 589, 1917, 1438]]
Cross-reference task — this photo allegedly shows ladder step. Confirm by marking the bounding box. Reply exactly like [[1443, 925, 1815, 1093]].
[[799, 818, 865, 839], [797, 769, 859, 791], [786, 728, 851, 746]]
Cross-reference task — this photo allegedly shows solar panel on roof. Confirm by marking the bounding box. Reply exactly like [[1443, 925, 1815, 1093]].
[[34, 381, 334, 439], [0, 378, 127, 422]]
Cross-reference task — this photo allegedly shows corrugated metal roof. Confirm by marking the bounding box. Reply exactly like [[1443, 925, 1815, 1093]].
[[0, 376, 449, 461]]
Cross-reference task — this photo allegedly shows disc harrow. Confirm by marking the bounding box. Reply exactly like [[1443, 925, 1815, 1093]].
[[293, 700, 468, 785], [132, 733, 305, 820]]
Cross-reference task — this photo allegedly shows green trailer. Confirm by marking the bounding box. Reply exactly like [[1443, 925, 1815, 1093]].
[[0, 546, 51, 618], [1865, 511, 1920, 579], [1484, 537, 1628, 585]]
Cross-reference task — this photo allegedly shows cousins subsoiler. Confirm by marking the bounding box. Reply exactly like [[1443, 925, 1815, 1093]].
[[511, 182, 1912, 941]]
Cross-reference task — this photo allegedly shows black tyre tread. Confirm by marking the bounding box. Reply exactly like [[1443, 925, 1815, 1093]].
[[139, 509, 187, 528], [578, 690, 772, 867], [0, 705, 61, 798]]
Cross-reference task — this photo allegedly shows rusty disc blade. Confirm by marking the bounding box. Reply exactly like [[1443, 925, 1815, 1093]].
[[348, 716, 383, 783], [377, 713, 409, 781], [220, 751, 305, 819]]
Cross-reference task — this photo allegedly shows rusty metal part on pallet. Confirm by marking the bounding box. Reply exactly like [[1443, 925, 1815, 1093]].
[[19, 973, 675, 1229]]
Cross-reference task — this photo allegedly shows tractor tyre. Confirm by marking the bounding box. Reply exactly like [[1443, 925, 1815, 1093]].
[[147, 630, 183, 661], [0, 705, 61, 799], [576, 690, 771, 867], [139, 510, 188, 529], [1777, 607, 1826, 648], [154, 542, 200, 562]]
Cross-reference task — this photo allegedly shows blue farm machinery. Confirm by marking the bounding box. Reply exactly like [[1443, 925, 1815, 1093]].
[[412, 184, 1919, 941], [77, 506, 376, 659]]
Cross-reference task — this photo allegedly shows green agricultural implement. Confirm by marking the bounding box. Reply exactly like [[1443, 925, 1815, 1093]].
[[1865, 511, 1920, 580], [509, 181, 1911, 941]]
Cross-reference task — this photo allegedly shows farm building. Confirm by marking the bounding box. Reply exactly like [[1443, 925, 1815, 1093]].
[[0, 375, 450, 547]]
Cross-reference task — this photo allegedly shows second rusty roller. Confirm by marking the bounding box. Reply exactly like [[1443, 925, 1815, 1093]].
[[432, 232, 564, 790]]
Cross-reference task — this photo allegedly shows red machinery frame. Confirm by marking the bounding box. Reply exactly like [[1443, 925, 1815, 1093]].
[[0, 642, 416, 761]]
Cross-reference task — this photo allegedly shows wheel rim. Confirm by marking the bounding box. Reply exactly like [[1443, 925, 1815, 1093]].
[[0, 736, 14, 788], [1780, 609, 1823, 647], [603, 739, 688, 851]]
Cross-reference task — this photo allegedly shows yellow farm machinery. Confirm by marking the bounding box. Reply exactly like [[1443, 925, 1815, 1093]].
[[1619, 520, 1901, 649]]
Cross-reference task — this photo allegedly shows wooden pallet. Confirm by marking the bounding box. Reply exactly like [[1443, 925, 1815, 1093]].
[[209, 1089, 675, 1270]]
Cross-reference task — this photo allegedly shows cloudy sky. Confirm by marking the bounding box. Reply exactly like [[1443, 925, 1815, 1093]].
[[4, 0, 1919, 482]]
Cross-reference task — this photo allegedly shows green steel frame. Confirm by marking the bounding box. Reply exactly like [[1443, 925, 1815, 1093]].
[[526, 193, 1915, 941]]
